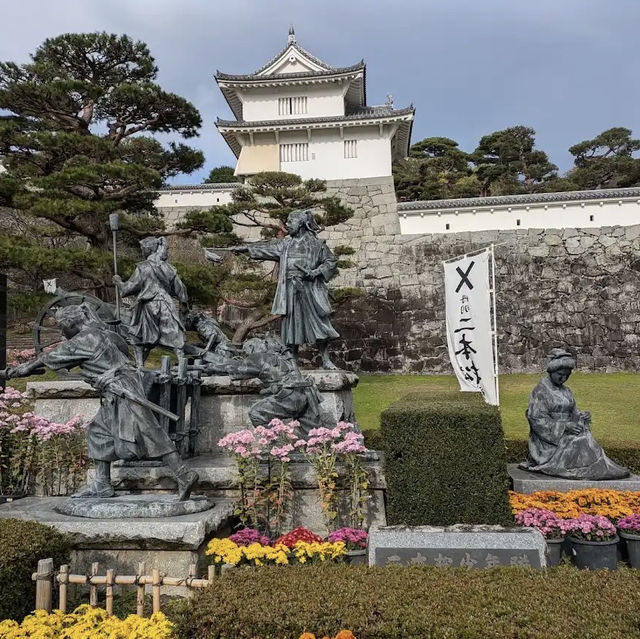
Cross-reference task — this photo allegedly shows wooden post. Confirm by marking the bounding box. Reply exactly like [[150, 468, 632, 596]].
[[58, 564, 69, 613], [152, 569, 161, 614], [89, 562, 99, 607], [136, 562, 145, 617], [159, 356, 172, 435], [188, 364, 202, 457], [105, 569, 114, 616], [175, 359, 188, 456], [35, 558, 53, 612], [207, 564, 215, 584]]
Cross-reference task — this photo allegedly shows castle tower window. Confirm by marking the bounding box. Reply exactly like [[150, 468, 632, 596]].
[[278, 96, 307, 115], [279, 142, 309, 162], [344, 139, 358, 159]]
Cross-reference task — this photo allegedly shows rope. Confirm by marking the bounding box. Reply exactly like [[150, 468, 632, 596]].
[[34, 571, 55, 580]]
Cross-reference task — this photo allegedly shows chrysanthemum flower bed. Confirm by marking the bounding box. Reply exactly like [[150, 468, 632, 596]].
[[0, 605, 175, 639], [510, 489, 640, 521], [207, 526, 368, 567], [207, 535, 347, 567]]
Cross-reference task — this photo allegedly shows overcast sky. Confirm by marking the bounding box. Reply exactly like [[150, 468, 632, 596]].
[[2, 0, 639, 184]]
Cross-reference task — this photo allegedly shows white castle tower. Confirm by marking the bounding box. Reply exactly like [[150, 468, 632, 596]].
[[215, 27, 415, 181]]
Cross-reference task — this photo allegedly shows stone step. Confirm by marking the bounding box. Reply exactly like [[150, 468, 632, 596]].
[[107, 454, 386, 493]]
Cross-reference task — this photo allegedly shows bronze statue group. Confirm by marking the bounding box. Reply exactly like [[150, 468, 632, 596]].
[[3, 207, 629, 503], [4, 210, 342, 502]]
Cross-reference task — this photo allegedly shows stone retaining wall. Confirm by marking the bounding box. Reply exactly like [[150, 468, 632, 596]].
[[157, 178, 640, 374], [323, 204, 640, 374]]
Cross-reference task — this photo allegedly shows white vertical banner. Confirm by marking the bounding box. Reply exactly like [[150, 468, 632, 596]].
[[443, 247, 499, 406]]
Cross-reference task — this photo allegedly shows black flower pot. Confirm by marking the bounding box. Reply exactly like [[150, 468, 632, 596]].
[[345, 549, 367, 565], [619, 532, 640, 569], [545, 537, 564, 567], [568, 535, 619, 570]]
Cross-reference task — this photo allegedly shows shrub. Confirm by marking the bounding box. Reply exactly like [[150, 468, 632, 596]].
[[380, 392, 513, 526], [0, 519, 72, 621], [172, 563, 640, 639]]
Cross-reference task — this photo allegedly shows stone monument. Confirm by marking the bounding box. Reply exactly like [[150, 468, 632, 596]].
[[0, 229, 380, 573]]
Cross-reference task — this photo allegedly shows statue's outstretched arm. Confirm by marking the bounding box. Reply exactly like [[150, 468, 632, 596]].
[[3, 357, 47, 379]]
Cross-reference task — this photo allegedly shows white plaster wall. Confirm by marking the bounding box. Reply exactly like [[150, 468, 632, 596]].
[[399, 197, 640, 234], [155, 189, 235, 208], [240, 83, 345, 121], [278, 127, 393, 180]]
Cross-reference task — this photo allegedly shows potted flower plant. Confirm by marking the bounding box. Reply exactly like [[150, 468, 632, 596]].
[[566, 514, 618, 570], [514, 508, 570, 567], [616, 514, 640, 569], [328, 528, 368, 565]]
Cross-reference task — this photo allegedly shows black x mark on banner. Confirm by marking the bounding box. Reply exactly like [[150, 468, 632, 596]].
[[455, 261, 475, 293]]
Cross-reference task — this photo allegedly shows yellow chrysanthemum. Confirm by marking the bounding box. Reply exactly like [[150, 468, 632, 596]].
[[0, 606, 174, 639]]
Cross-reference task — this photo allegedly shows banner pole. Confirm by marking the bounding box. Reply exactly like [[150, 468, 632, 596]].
[[490, 244, 500, 406]]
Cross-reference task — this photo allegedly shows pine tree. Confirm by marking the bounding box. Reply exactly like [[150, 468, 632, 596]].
[[0, 32, 206, 299], [179, 171, 359, 342]]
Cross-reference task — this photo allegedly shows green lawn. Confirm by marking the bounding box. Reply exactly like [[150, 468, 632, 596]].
[[353, 372, 640, 442]]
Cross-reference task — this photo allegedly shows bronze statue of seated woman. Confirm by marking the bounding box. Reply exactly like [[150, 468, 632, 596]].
[[520, 348, 629, 480]]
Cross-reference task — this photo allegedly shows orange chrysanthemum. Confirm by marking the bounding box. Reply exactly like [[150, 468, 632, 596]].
[[510, 489, 640, 521]]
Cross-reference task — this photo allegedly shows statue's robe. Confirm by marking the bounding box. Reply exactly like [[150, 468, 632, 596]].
[[120, 256, 187, 350], [41, 326, 175, 462], [520, 376, 628, 480], [247, 234, 339, 346]]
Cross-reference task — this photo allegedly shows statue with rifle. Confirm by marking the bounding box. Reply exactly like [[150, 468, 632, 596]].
[[205, 209, 340, 370], [2, 304, 199, 501]]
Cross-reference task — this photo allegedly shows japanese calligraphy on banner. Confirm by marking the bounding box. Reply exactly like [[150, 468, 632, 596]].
[[443, 247, 499, 406]]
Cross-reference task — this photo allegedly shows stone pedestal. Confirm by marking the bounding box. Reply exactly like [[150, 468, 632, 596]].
[[22, 371, 385, 540], [368, 525, 546, 568], [28, 370, 359, 455], [508, 464, 640, 494], [0, 496, 235, 580], [106, 455, 386, 536]]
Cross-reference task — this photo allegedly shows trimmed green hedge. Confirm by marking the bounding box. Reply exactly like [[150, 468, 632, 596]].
[[380, 392, 513, 526], [172, 564, 640, 639], [0, 518, 72, 621]]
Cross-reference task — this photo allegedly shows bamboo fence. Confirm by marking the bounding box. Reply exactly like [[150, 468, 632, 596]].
[[32, 557, 230, 616]]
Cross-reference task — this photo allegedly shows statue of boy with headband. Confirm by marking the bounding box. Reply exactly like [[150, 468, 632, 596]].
[[4, 305, 199, 500]]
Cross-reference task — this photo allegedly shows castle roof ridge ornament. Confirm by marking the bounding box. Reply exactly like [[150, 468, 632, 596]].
[[288, 25, 296, 45]]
